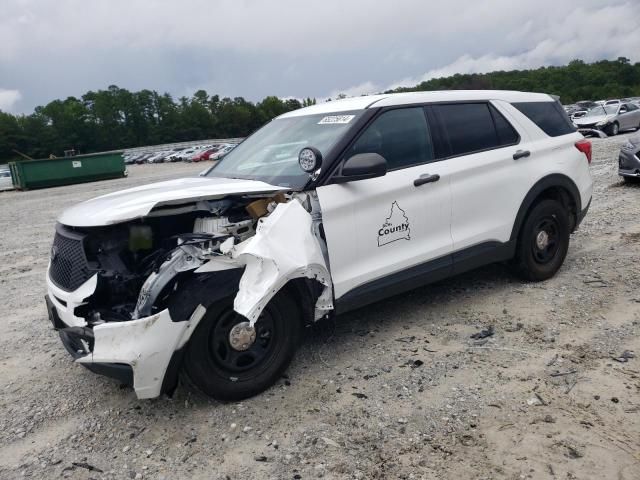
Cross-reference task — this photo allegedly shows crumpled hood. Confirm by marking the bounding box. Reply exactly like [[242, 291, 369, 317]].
[[59, 176, 286, 227], [574, 114, 612, 126]]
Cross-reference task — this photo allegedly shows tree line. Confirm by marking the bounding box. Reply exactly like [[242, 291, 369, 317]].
[[389, 57, 640, 102], [1, 57, 639, 162], [0, 89, 316, 162]]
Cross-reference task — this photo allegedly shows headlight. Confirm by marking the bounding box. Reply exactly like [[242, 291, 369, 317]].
[[596, 120, 608, 127]]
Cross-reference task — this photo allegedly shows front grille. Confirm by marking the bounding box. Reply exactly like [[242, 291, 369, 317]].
[[49, 225, 93, 291]]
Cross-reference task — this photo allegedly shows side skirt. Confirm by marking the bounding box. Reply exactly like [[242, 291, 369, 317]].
[[334, 241, 515, 315]]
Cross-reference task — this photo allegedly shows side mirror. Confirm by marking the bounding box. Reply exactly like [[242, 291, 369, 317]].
[[332, 153, 387, 184], [620, 107, 627, 113]]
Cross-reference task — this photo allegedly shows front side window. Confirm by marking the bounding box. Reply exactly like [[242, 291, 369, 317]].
[[347, 107, 434, 170], [208, 110, 365, 188], [434, 103, 501, 156]]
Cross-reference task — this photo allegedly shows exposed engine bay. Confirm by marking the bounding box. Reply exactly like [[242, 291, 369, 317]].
[[52, 191, 333, 329]]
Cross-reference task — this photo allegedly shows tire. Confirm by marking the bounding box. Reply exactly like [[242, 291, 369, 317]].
[[623, 176, 640, 184], [607, 122, 619, 136], [181, 292, 301, 401], [511, 199, 571, 282]]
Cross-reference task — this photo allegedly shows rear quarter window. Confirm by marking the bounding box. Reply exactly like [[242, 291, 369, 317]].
[[512, 101, 576, 137]]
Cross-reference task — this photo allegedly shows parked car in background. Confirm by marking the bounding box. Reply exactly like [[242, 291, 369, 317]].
[[618, 134, 640, 184], [574, 103, 640, 136], [575, 100, 598, 111], [191, 149, 218, 162], [0, 168, 13, 190], [210, 144, 236, 160], [572, 110, 587, 120], [135, 153, 155, 164], [175, 149, 197, 162], [147, 151, 171, 163]]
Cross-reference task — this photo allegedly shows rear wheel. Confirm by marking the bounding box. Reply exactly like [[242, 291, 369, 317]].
[[181, 292, 301, 401], [512, 199, 570, 281]]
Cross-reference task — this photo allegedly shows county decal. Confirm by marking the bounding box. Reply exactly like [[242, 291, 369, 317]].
[[378, 201, 411, 246]]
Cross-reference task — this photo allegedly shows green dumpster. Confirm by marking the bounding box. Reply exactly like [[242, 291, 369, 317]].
[[9, 151, 126, 190]]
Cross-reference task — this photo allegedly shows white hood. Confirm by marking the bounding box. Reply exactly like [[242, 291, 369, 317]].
[[59, 176, 286, 227]]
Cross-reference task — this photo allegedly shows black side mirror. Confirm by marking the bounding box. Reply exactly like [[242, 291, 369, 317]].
[[332, 153, 387, 184]]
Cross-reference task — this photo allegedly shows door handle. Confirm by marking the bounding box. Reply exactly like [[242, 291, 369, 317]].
[[414, 173, 440, 187], [513, 149, 531, 160]]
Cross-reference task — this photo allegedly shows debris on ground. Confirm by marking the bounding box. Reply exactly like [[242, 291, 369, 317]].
[[470, 325, 494, 339], [612, 350, 635, 363]]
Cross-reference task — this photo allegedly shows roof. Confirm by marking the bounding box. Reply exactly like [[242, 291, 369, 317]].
[[278, 90, 554, 118]]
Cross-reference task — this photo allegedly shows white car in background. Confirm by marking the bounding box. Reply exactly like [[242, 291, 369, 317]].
[[0, 168, 13, 190], [45, 90, 592, 401], [210, 144, 236, 160]]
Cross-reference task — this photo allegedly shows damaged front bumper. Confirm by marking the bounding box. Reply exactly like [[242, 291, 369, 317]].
[[46, 274, 202, 399]]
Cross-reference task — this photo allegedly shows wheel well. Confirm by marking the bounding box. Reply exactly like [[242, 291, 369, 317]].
[[532, 186, 577, 232], [511, 177, 581, 243], [281, 278, 323, 326]]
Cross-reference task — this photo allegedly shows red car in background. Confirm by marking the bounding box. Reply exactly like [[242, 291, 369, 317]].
[[191, 148, 217, 162]]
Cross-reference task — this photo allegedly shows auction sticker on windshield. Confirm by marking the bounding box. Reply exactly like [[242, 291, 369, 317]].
[[318, 115, 355, 124]]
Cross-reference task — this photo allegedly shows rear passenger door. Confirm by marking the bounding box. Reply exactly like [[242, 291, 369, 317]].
[[431, 102, 523, 255]]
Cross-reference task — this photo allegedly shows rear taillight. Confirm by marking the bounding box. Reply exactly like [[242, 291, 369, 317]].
[[575, 139, 592, 164]]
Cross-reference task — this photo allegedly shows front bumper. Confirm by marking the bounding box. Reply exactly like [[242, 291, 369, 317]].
[[577, 127, 608, 138], [618, 149, 640, 178], [46, 272, 199, 399]]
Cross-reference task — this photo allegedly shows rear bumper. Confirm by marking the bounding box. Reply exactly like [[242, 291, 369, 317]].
[[46, 271, 201, 399]]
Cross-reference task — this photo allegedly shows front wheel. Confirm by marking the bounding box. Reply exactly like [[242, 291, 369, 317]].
[[511, 199, 570, 282], [607, 122, 619, 136], [181, 292, 302, 401]]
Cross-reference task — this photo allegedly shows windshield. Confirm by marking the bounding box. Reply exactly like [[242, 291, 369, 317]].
[[207, 110, 364, 188], [585, 105, 618, 117]]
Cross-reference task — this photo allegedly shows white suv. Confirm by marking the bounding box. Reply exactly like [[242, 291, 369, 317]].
[[45, 90, 593, 400]]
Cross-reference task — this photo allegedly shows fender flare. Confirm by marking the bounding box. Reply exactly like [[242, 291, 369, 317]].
[[509, 174, 582, 242]]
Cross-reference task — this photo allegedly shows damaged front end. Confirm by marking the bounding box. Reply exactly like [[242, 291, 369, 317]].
[[46, 192, 333, 399]]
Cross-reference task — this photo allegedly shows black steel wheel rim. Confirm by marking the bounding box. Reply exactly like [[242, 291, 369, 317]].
[[531, 216, 560, 264], [208, 309, 276, 374]]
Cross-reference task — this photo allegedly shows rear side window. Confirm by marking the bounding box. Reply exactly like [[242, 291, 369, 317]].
[[349, 107, 434, 170], [489, 104, 519, 146], [434, 103, 503, 156], [512, 101, 576, 137]]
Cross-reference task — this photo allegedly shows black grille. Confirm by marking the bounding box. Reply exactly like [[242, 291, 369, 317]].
[[49, 226, 93, 291]]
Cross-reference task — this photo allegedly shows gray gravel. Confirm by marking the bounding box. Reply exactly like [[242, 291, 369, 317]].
[[1, 136, 639, 480]]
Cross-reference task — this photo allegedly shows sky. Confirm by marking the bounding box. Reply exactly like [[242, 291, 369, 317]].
[[1, 0, 639, 114]]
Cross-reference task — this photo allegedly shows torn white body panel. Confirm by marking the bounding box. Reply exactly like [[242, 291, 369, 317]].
[[76, 308, 205, 399], [196, 199, 333, 323]]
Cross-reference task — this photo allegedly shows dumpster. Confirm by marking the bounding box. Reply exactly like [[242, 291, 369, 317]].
[[9, 151, 126, 190]]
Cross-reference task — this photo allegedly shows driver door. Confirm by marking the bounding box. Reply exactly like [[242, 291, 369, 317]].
[[316, 106, 454, 307]]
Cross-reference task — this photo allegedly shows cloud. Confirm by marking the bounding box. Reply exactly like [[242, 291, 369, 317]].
[[1, 0, 639, 113], [330, 1, 640, 96], [0, 89, 22, 112]]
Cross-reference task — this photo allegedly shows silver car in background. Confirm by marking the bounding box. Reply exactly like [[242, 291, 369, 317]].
[[618, 134, 640, 184], [574, 102, 640, 136], [0, 168, 13, 191]]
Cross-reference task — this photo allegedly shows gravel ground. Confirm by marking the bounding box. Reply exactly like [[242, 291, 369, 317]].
[[1, 136, 639, 480]]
